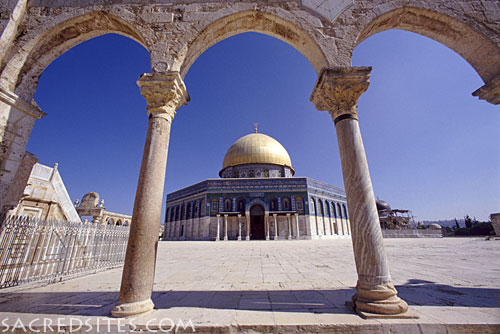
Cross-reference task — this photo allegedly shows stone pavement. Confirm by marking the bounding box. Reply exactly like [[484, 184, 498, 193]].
[[0, 238, 499, 333]]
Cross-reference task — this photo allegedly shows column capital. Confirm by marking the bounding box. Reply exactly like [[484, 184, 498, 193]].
[[137, 72, 190, 119], [472, 74, 500, 104], [310, 67, 371, 122]]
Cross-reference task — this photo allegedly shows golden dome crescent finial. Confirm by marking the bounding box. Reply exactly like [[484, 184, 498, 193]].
[[254, 122, 258, 133]]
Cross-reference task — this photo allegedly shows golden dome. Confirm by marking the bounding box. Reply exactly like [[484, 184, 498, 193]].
[[221, 133, 294, 174]]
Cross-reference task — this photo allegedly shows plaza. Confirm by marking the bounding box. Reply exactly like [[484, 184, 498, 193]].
[[0, 238, 498, 332]]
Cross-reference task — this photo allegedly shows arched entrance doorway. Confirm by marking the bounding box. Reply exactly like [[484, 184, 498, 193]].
[[250, 205, 265, 240]]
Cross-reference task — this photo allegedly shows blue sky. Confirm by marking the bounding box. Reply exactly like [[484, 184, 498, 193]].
[[30, 30, 499, 222]]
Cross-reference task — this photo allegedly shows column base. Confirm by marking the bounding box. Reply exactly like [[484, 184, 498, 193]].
[[245, 236, 250, 240], [224, 237, 228, 241], [345, 301, 417, 319], [351, 282, 413, 317], [237, 236, 242, 240], [111, 298, 154, 318], [266, 236, 270, 240]]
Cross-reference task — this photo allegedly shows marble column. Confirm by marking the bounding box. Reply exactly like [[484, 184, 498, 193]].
[[287, 213, 292, 240], [245, 213, 250, 240], [273, 214, 278, 240], [224, 214, 228, 241], [237, 214, 242, 240], [216, 214, 221, 241], [265, 212, 270, 240], [295, 213, 300, 239], [112, 72, 189, 318], [310, 67, 409, 317]]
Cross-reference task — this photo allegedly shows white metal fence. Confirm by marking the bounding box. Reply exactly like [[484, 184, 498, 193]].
[[0, 215, 130, 288]]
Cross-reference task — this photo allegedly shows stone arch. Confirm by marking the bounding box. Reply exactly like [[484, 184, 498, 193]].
[[351, 6, 500, 84], [116, 219, 123, 226], [2, 10, 149, 100], [179, 10, 330, 78], [247, 198, 267, 213]]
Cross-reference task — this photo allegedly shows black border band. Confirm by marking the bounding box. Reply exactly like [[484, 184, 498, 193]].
[[334, 113, 357, 125]]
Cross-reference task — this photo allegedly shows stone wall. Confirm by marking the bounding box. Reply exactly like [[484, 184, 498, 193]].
[[382, 229, 443, 238]]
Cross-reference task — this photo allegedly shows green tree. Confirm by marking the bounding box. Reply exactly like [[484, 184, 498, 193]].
[[464, 215, 473, 228]]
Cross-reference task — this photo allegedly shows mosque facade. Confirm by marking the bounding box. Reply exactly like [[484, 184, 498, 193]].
[[163, 131, 351, 241]]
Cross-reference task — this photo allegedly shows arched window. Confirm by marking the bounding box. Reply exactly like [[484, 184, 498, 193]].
[[337, 203, 342, 218], [108, 218, 114, 225], [283, 197, 290, 211], [313, 198, 318, 216], [238, 198, 245, 213], [211, 199, 218, 213], [175, 206, 180, 220], [123, 221, 129, 226], [310, 197, 316, 213], [296, 197, 304, 211], [326, 202, 331, 217], [181, 204, 186, 220], [270, 198, 277, 211], [186, 203, 192, 219], [319, 200, 324, 216], [170, 208, 175, 222], [332, 203, 337, 218], [224, 198, 232, 212]]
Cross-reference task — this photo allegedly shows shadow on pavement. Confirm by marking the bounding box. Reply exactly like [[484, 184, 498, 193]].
[[0, 281, 498, 317]]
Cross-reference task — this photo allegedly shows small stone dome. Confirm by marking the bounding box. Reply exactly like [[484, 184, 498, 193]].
[[376, 200, 391, 212], [220, 133, 294, 176]]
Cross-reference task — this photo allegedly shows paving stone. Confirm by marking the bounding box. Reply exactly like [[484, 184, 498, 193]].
[[0, 238, 498, 332]]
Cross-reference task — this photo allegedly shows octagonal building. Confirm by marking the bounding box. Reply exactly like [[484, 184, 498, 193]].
[[163, 131, 350, 241]]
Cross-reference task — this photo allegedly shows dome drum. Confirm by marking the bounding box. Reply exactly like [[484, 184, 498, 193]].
[[220, 163, 293, 178]]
